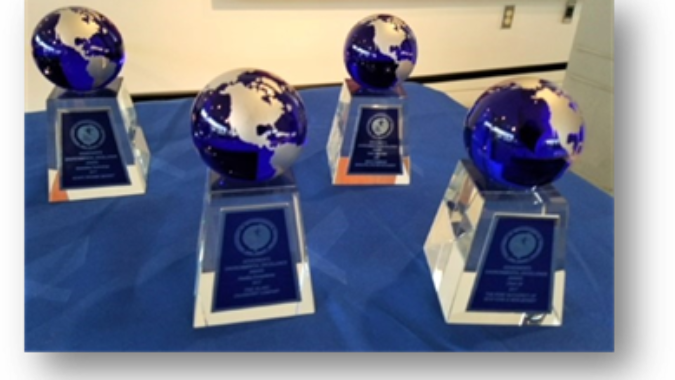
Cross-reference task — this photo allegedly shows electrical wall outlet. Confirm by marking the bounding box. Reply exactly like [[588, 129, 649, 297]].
[[563, 0, 576, 24], [502, 5, 515, 29]]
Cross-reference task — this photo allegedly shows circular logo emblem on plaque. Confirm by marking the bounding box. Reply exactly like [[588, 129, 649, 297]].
[[235, 218, 278, 256], [367, 113, 394, 139], [71, 121, 105, 150], [501, 226, 544, 264]]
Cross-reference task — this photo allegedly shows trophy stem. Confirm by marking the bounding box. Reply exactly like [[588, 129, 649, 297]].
[[193, 169, 315, 327], [423, 160, 569, 326], [327, 79, 410, 186], [46, 77, 151, 202]]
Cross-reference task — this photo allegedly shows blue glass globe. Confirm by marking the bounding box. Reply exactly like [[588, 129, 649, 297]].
[[464, 78, 585, 189], [31, 7, 125, 92], [344, 14, 418, 90], [191, 69, 308, 182]]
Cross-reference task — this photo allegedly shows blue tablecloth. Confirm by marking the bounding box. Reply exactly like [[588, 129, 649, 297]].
[[24, 83, 614, 351]]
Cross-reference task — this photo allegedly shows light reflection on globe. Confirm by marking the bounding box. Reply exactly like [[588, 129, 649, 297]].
[[464, 77, 585, 189], [31, 7, 124, 92], [191, 68, 308, 183], [344, 14, 417, 90]]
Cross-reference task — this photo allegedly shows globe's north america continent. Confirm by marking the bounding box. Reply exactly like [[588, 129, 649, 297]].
[[344, 14, 417, 89], [191, 69, 307, 182], [31, 7, 124, 91]]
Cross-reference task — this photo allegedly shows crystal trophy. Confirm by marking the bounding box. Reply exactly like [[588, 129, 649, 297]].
[[31, 7, 150, 202], [327, 14, 417, 186], [424, 78, 585, 326], [190, 68, 315, 327]]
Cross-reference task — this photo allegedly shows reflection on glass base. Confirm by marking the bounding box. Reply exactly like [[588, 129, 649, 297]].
[[193, 169, 315, 328], [423, 159, 568, 326], [326, 79, 410, 186], [46, 77, 151, 202]]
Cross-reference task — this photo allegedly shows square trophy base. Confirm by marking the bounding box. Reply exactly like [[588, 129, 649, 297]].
[[423, 160, 569, 326], [46, 77, 151, 202], [326, 79, 410, 185], [193, 169, 315, 328]]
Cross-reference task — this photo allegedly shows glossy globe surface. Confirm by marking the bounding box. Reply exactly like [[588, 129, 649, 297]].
[[191, 69, 308, 182], [344, 14, 417, 90], [464, 77, 585, 189], [31, 7, 124, 92]]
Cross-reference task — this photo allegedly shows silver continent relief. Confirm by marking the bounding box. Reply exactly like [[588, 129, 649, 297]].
[[368, 17, 415, 80], [31, 6, 125, 91], [55, 8, 119, 88], [191, 68, 308, 182]]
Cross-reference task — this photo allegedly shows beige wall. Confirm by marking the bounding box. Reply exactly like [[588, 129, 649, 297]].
[[25, 0, 581, 112], [431, 69, 567, 107], [563, 0, 614, 193]]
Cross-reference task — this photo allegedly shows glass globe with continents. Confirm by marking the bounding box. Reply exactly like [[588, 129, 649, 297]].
[[191, 68, 308, 182], [344, 14, 418, 90], [31, 6, 124, 92], [464, 77, 585, 189]]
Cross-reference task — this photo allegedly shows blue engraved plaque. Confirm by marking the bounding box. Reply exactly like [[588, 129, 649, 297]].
[[468, 216, 557, 313], [213, 208, 300, 311], [59, 110, 129, 189], [348, 107, 403, 175]]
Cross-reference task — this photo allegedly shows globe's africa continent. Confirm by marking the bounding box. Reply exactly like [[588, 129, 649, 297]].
[[367, 16, 416, 84]]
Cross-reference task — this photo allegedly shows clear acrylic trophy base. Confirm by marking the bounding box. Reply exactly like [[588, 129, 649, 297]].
[[423, 160, 568, 326], [326, 79, 410, 185], [193, 169, 315, 328], [46, 77, 151, 202]]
